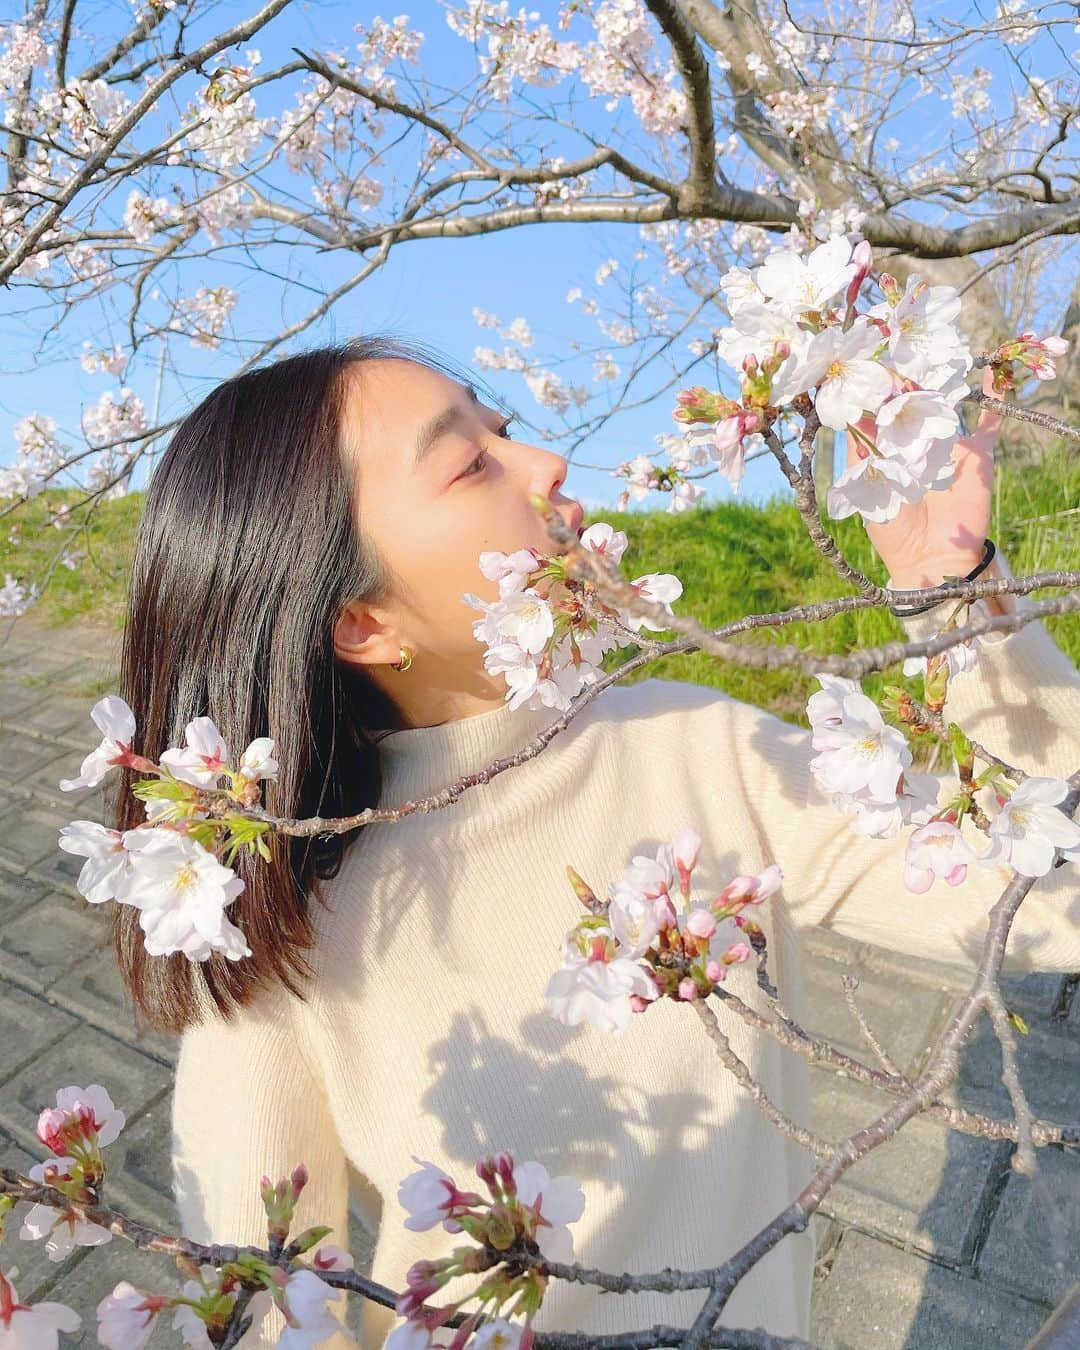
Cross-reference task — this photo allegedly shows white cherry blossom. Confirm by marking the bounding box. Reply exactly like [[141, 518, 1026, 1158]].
[[19, 1158, 113, 1262], [621, 572, 683, 632], [513, 1159, 586, 1262], [608, 890, 661, 958], [276, 1267, 345, 1350], [479, 546, 541, 597], [117, 829, 251, 961], [57, 821, 135, 905], [159, 716, 230, 788], [0, 1266, 81, 1348], [873, 389, 959, 456], [979, 777, 1080, 878], [58, 695, 136, 791], [808, 677, 912, 802], [237, 737, 279, 783], [544, 950, 659, 1033], [96, 1281, 166, 1350], [398, 1156, 478, 1233], [471, 1318, 524, 1349], [579, 521, 628, 565], [386, 1320, 432, 1350], [798, 322, 893, 430], [904, 820, 979, 892], [37, 1083, 125, 1152], [754, 234, 856, 315]]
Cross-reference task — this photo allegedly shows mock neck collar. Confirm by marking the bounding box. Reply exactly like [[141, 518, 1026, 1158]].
[[373, 697, 562, 804]]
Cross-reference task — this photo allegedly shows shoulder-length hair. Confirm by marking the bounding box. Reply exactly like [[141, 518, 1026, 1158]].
[[111, 333, 486, 1035]]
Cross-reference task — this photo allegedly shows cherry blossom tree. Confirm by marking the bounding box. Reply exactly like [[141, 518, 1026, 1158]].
[[1, 0, 1077, 547]]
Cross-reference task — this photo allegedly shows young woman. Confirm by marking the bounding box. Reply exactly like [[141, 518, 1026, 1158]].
[[112, 334, 1080, 1348]]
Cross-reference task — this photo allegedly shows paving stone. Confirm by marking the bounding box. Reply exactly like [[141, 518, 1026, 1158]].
[[102, 1093, 177, 1231], [0, 891, 110, 992], [801, 925, 866, 967], [0, 982, 79, 1082], [9, 642, 113, 682], [997, 971, 1073, 1021], [0, 798, 75, 876], [976, 1146, 1080, 1306], [15, 695, 101, 744], [0, 867, 50, 925], [0, 733, 81, 795], [811, 1075, 1005, 1261], [49, 946, 178, 1066], [857, 940, 976, 994], [947, 1019, 1080, 1123], [0, 643, 48, 678], [18, 754, 109, 813], [803, 955, 953, 1077], [0, 1023, 171, 1154], [811, 1228, 1051, 1349], [0, 680, 39, 721]]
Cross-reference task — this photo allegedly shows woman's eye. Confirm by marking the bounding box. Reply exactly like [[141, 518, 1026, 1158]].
[[497, 415, 515, 440], [462, 450, 488, 478]]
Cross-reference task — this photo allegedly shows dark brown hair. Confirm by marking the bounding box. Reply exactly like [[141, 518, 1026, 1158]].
[[111, 333, 483, 1035]]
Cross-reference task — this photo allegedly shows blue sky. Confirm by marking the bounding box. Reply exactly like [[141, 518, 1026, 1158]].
[[1, 0, 1073, 510]]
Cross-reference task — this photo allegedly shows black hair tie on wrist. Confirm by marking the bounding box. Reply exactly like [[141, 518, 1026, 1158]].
[[888, 537, 996, 619]]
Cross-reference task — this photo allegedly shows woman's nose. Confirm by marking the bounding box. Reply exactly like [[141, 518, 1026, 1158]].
[[531, 445, 572, 501]]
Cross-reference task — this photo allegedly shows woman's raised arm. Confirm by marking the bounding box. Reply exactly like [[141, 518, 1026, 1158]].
[[710, 545, 1080, 970]]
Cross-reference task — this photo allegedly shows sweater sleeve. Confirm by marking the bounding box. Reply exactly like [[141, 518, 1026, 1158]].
[[713, 548, 1080, 971], [171, 985, 356, 1348]]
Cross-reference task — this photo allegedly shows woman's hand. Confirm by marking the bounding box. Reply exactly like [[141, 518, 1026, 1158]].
[[847, 364, 1002, 593]]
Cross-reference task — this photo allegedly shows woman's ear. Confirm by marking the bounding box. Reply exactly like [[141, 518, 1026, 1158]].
[[332, 598, 403, 669]]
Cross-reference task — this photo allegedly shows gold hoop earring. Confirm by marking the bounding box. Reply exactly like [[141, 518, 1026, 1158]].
[[391, 644, 413, 673]]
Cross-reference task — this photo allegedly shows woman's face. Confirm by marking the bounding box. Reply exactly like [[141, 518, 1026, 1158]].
[[334, 357, 584, 718]]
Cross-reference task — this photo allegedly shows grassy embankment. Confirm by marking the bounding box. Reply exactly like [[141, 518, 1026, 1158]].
[[2, 443, 1076, 770]]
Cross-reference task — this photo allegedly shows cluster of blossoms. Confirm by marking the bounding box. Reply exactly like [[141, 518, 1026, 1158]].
[[0, 572, 39, 618], [0, 1084, 351, 1347], [56, 696, 279, 962], [985, 331, 1071, 388], [545, 828, 781, 1033], [806, 674, 1080, 887], [387, 1153, 587, 1350], [611, 431, 711, 513], [466, 522, 682, 712], [652, 233, 1068, 523]]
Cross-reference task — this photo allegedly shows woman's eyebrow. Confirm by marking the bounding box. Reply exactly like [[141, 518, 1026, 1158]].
[[412, 383, 483, 470]]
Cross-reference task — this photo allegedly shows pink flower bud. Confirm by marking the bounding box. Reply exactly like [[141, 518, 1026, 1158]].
[[653, 894, 678, 931], [723, 942, 752, 966], [678, 977, 699, 1001], [705, 960, 722, 983], [685, 908, 717, 940], [845, 239, 874, 307], [494, 1152, 516, 1196]]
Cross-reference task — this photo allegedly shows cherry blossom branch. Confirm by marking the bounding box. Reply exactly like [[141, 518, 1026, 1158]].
[[0, 0, 295, 285], [709, 982, 1080, 1149], [643, 0, 717, 199], [691, 1000, 834, 1159], [679, 861, 1047, 1346], [839, 973, 905, 1080], [964, 389, 1080, 442]]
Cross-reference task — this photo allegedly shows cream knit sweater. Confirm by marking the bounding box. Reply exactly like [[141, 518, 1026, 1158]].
[[170, 549, 1080, 1348]]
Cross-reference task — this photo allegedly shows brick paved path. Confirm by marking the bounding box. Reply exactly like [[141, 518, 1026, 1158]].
[[0, 614, 1076, 1347]]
